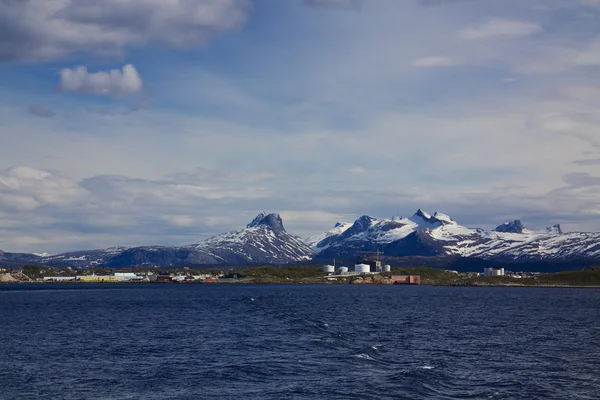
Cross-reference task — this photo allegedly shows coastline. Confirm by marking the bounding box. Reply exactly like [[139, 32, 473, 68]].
[[2, 280, 600, 289], [3, 266, 599, 288]]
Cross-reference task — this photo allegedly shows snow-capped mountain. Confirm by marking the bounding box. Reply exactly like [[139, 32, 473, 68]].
[[305, 222, 353, 250], [3, 209, 600, 269], [312, 210, 600, 262], [186, 212, 314, 265], [0, 212, 314, 268]]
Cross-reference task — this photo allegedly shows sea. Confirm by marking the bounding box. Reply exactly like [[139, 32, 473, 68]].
[[0, 284, 599, 400]]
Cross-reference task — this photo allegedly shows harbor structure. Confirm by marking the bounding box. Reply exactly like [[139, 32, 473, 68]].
[[484, 267, 505, 277], [323, 265, 335, 275], [43, 276, 77, 282], [355, 263, 371, 273], [114, 272, 144, 281], [77, 275, 118, 282]]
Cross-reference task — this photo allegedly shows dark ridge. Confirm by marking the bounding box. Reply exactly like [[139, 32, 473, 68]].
[[495, 220, 526, 233]]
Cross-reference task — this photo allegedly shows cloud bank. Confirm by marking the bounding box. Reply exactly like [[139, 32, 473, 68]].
[[1, 0, 600, 252], [0, 0, 250, 61]]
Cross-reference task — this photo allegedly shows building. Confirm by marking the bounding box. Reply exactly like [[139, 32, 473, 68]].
[[43, 276, 77, 282], [77, 275, 118, 282], [323, 265, 335, 275], [355, 264, 371, 273], [113, 272, 143, 281], [390, 275, 421, 285], [484, 267, 505, 277]]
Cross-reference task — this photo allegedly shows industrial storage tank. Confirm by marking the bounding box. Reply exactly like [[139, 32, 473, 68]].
[[354, 264, 370, 273], [337, 267, 349, 275], [323, 265, 335, 274], [383, 265, 391, 272]]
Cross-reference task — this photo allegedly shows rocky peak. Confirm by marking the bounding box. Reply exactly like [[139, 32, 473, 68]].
[[337, 215, 376, 239], [247, 212, 285, 235], [546, 224, 562, 234], [414, 209, 432, 222], [352, 215, 376, 231], [495, 220, 526, 234], [247, 212, 267, 228]]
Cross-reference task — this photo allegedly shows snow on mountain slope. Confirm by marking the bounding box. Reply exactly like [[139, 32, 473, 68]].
[[306, 222, 352, 251], [10, 212, 314, 267], [191, 212, 314, 264], [6, 209, 600, 267], [311, 209, 600, 261]]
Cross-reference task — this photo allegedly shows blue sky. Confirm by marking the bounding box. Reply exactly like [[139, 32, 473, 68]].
[[1, 0, 600, 253]]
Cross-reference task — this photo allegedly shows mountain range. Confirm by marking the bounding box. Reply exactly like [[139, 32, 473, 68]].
[[307, 209, 600, 263], [1, 210, 599, 270]]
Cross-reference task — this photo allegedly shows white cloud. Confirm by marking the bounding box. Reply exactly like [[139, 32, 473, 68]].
[[411, 56, 457, 68], [0, 0, 250, 61], [459, 18, 542, 39], [58, 64, 143, 97]]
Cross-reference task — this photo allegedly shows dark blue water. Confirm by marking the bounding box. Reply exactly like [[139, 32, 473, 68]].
[[1, 284, 599, 399]]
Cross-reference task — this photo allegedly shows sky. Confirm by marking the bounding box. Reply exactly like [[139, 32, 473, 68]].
[[1, 0, 600, 253]]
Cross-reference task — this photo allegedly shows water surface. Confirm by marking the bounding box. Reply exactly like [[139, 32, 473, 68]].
[[1, 284, 599, 399]]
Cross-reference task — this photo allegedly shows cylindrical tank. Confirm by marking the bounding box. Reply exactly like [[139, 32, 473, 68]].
[[323, 265, 335, 274], [354, 263, 370, 273], [337, 266, 349, 275], [383, 265, 391, 272]]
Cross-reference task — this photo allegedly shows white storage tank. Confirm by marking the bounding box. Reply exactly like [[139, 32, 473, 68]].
[[323, 265, 335, 274], [337, 267, 349, 275], [383, 265, 391, 272], [355, 263, 370, 273]]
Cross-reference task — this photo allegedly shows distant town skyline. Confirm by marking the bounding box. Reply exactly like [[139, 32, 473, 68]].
[[1, 0, 600, 253]]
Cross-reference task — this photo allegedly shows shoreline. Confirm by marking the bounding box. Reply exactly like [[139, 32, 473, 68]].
[[2, 280, 600, 289]]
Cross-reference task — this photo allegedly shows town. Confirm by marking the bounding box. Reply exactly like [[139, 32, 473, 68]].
[[1, 261, 594, 287]]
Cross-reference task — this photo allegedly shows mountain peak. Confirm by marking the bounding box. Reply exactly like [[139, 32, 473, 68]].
[[495, 220, 526, 234], [247, 212, 267, 228], [354, 215, 376, 229], [247, 212, 285, 234], [546, 224, 562, 234], [414, 209, 432, 221], [432, 212, 455, 225]]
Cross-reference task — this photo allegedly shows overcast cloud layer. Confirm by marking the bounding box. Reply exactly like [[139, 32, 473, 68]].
[[1, 0, 600, 253]]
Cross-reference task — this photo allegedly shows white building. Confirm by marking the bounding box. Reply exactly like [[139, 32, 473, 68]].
[[113, 272, 143, 281], [337, 267, 349, 275], [323, 265, 335, 275], [355, 264, 371, 273], [484, 267, 505, 277]]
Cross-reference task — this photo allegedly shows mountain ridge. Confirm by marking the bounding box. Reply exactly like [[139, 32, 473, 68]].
[[1, 209, 599, 270], [310, 209, 600, 263]]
